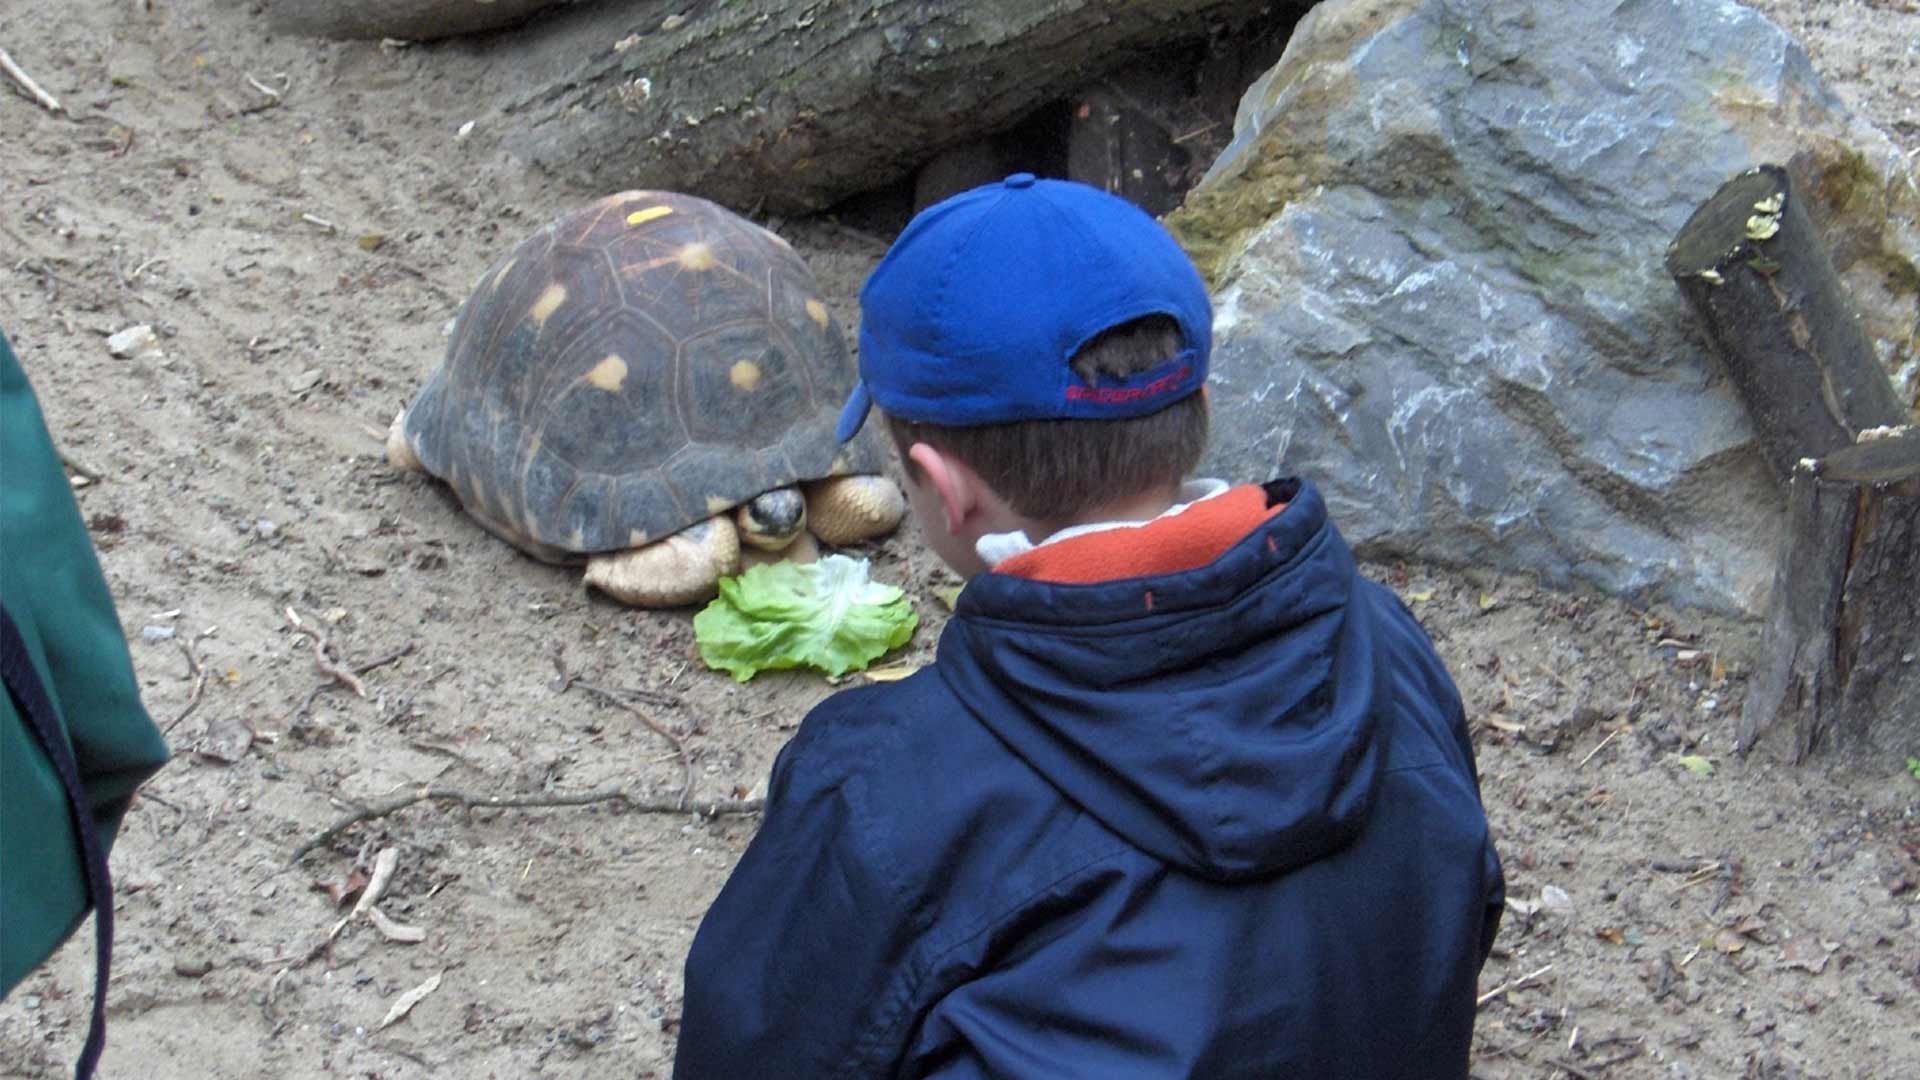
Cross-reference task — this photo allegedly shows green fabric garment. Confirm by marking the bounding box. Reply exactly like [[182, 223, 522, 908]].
[[2, 328, 169, 995]]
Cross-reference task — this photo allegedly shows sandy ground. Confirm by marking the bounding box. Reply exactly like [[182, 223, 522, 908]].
[[1, 1, 1916, 1077]]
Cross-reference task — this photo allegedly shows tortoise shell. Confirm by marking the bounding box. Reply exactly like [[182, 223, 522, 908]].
[[398, 191, 887, 561]]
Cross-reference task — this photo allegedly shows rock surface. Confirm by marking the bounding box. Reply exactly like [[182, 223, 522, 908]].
[[1173, 0, 1920, 614], [259, 0, 575, 41]]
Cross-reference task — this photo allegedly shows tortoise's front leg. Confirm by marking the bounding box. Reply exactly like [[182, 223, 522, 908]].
[[584, 517, 741, 607]]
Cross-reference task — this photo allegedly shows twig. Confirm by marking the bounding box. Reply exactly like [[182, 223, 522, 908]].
[[550, 646, 694, 806], [58, 448, 104, 481], [572, 680, 694, 805], [354, 643, 415, 676], [243, 72, 283, 101], [1586, 1047, 1644, 1071], [0, 47, 62, 113], [1171, 122, 1219, 145], [1546, 1059, 1596, 1080], [1577, 727, 1623, 768], [1476, 963, 1554, 1009], [284, 606, 366, 697], [129, 255, 167, 282], [290, 644, 413, 721], [161, 628, 217, 734], [289, 785, 763, 864], [300, 213, 337, 232]]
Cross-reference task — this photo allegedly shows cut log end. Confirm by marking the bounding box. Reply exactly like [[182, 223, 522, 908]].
[[1664, 164, 1788, 279]]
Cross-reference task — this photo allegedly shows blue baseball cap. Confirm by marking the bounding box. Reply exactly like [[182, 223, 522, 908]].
[[835, 173, 1212, 442]]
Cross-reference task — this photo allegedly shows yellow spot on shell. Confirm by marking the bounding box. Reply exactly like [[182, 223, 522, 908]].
[[587, 354, 628, 392], [805, 299, 830, 329], [626, 206, 674, 227], [828, 455, 851, 476], [570, 527, 586, 548], [529, 283, 568, 327], [489, 256, 517, 292], [628, 529, 650, 546], [678, 243, 717, 271], [706, 495, 733, 514], [729, 360, 763, 391]]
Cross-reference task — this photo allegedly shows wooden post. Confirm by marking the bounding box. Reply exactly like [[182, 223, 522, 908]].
[[1665, 164, 1908, 480], [1668, 164, 1917, 759], [1739, 431, 1920, 758]]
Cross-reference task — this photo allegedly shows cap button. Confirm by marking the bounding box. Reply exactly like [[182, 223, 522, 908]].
[[1004, 172, 1037, 189]]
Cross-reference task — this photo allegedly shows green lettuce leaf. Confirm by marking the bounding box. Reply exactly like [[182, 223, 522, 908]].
[[694, 555, 919, 682]]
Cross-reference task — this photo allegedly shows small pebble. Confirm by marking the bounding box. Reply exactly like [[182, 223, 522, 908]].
[[141, 624, 176, 643], [256, 519, 278, 540], [106, 324, 158, 358], [286, 369, 325, 394], [173, 955, 213, 978]]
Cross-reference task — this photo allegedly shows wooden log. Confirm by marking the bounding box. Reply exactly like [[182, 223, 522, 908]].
[[1665, 164, 1909, 480], [1067, 68, 1190, 217], [467, 0, 1275, 215], [1739, 428, 1920, 759]]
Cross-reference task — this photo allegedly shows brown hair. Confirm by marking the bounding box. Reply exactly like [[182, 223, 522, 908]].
[[885, 316, 1208, 521]]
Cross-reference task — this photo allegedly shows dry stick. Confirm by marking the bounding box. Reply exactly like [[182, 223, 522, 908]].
[[1546, 1059, 1597, 1080], [0, 46, 62, 113], [290, 643, 414, 720], [570, 680, 694, 805], [1476, 963, 1554, 1009], [284, 606, 366, 697], [550, 648, 695, 806], [289, 786, 763, 864], [1577, 727, 1624, 769], [162, 629, 216, 734], [58, 448, 104, 482]]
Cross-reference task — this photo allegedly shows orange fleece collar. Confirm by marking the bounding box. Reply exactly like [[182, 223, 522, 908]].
[[993, 484, 1291, 585]]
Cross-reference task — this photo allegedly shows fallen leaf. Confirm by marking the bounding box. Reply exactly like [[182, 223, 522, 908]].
[[357, 233, 385, 252], [1730, 913, 1767, 938], [1407, 589, 1435, 603], [1713, 929, 1746, 954], [1478, 592, 1498, 611], [1675, 754, 1715, 777], [1485, 716, 1525, 734], [379, 971, 442, 1029], [1595, 926, 1626, 945], [312, 867, 370, 908], [863, 662, 922, 683], [1779, 935, 1832, 974], [933, 586, 963, 611]]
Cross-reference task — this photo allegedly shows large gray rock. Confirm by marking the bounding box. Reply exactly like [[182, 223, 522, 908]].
[[1174, 0, 1919, 614], [259, 0, 578, 41]]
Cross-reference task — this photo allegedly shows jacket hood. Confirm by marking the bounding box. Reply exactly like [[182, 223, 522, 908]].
[[938, 480, 1387, 882]]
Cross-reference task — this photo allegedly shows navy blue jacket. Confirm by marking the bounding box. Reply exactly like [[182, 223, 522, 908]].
[[675, 480, 1503, 1078]]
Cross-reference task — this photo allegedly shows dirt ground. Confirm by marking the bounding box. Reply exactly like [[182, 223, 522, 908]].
[[1, 1, 1917, 1077]]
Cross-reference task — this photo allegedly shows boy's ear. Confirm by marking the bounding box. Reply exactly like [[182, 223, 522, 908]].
[[906, 442, 978, 535]]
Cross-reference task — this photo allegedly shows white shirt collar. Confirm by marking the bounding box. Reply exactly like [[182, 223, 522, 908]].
[[975, 479, 1233, 568]]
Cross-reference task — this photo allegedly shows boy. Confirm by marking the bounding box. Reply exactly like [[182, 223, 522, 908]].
[[673, 175, 1504, 1078]]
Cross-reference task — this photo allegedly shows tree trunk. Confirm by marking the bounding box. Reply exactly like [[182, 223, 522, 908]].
[[471, 0, 1277, 215], [1665, 164, 1909, 480], [1739, 430, 1920, 760]]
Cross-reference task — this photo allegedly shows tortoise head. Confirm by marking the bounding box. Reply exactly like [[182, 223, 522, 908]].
[[734, 487, 807, 551]]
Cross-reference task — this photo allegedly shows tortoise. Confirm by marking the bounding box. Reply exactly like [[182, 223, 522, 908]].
[[386, 190, 906, 606]]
